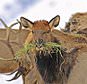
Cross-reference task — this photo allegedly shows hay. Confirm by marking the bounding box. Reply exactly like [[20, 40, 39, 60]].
[[15, 43, 35, 57], [15, 42, 62, 58], [44, 42, 61, 48]]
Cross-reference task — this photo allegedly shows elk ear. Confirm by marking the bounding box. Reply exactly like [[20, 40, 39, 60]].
[[20, 17, 33, 28], [49, 15, 60, 30]]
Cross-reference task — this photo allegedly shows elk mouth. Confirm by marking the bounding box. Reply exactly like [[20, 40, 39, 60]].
[[36, 47, 44, 51]]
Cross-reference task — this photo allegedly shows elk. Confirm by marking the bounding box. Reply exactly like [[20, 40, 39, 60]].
[[0, 15, 87, 84], [19, 15, 87, 84], [20, 15, 87, 50], [64, 12, 87, 36]]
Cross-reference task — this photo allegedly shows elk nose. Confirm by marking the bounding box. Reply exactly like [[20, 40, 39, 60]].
[[35, 39, 44, 48]]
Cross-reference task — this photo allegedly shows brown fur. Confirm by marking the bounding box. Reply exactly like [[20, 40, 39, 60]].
[[0, 29, 29, 73], [23, 19, 87, 84], [33, 20, 50, 31], [0, 15, 87, 84], [64, 12, 87, 36]]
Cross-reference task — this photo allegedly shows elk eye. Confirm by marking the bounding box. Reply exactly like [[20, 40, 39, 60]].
[[43, 30, 50, 34], [32, 31, 34, 33], [46, 30, 50, 33], [42, 32, 46, 34]]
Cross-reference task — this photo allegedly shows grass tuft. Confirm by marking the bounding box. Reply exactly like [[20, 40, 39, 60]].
[[15, 42, 62, 58]]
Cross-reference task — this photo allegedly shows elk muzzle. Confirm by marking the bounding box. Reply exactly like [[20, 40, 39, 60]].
[[35, 39, 45, 51]]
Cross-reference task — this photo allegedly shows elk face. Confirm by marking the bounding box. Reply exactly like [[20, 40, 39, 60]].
[[20, 15, 60, 50]]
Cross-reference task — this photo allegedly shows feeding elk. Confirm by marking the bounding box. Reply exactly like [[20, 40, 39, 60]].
[[0, 15, 87, 84]]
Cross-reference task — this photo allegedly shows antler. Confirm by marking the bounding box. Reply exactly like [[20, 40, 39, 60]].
[[6, 54, 34, 82], [0, 18, 19, 41], [7, 66, 26, 81], [0, 18, 23, 62]]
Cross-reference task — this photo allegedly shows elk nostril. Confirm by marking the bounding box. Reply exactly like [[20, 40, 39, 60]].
[[40, 39, 43, 42], [40, 39, 44, 43], [35, 39, 44, 48], [36, 44, 38, 47], [39, 45, 42, 48], [36, 44, 42, 48], [35, 42, 43, 48]]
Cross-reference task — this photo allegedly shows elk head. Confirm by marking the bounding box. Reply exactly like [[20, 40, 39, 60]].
[[20, 15, 60, 50]]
